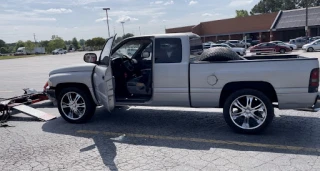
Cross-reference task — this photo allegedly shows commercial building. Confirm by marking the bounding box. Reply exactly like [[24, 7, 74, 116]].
[[165, 6, 320, 43]]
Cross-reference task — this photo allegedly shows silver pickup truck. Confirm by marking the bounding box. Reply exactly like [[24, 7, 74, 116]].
[[45, 33, 320, 134]]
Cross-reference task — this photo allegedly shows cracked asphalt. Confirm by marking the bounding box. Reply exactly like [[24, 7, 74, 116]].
[[1, 50, 320, 171]]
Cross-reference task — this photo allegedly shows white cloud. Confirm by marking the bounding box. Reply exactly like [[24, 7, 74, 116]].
[[116, 15, 138, 23], [107, 8, 165, 18], [74, 0, 106, 5], [150, 1, 163, 5], [228, 0, 253, 7], [189, 0, 198, 5], [202, 13, 212, 17], [164, 0, 174, 5], [34, 8, 72, 14], [95, 17, 112, 22], [155, 1, 164, 4]]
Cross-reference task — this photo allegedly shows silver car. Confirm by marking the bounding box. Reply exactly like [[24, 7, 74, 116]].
[[302, 39, 320, 52]]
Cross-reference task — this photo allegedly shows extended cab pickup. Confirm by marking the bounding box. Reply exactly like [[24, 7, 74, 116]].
[[45, 33, 320, 134]]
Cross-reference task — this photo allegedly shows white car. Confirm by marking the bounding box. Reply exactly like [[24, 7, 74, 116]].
[[270, 41, 297, 50], [302, 39, 320, 52], [52, 48, 67, 55], [210, 43, 246, 56]]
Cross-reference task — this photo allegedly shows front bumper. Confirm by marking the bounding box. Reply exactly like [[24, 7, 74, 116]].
[[44, 88, 57, 106]]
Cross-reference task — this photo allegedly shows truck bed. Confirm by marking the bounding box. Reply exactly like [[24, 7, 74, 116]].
[[189, 54, 319, 109]]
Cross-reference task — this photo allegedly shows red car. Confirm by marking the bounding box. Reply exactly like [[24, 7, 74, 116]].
[[249, 42, 292, 55]]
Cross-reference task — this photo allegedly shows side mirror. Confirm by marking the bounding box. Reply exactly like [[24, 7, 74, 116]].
[[84, 53, 97, 63], [142, 51, 150, 58]]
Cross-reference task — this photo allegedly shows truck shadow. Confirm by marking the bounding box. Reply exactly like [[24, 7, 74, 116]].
[[42, 106, 320, 170]]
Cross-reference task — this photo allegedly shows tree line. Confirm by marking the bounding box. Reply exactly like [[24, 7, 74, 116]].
[[236, 0, 320, 17], [0, 33, 134, 54]]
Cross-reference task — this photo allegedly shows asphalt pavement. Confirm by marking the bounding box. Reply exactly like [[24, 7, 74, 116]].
[[1, 50, 320, 171]]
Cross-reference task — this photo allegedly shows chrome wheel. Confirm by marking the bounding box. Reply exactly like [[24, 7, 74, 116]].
[[229, 95, 267, 130], [60, 92, 86, 120]]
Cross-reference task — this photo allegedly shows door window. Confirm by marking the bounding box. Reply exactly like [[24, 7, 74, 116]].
[[100, 37, 114, 65], [155, 38, 182, 63]]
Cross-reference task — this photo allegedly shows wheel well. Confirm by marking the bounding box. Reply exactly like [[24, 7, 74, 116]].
[[219, 81, 278, 108], [55, 83, 92, 99]]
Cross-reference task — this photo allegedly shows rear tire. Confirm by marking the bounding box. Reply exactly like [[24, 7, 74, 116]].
[[223, 89, 274, 134], [57, 87, 96, 123]]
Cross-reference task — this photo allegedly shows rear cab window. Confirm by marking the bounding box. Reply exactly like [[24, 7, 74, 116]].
[[154, 38, 182, 63]]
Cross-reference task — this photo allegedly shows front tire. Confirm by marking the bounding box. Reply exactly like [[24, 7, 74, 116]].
[[280, 49, 286, 54], [307, 47, 314, 52], [57, 87, 96, 123], [223, 89, 274, 134]]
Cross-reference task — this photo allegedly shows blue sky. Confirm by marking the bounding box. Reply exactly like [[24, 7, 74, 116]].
[[0, 0, 259, 43]]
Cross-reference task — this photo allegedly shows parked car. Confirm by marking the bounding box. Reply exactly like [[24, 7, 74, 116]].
[[302, 39, 320, 52], [270, 41, 297, 50], [309, 36, 320, 42], [210, 43, 246, 56], [289, 38, 309, 48], [217, 40, 226, 43], [244, 39, 260, 46], [202, 42, 212, 49], [45, 33, 320, 134], [249, 42, 292, 55], [52, 48, 67, 55]]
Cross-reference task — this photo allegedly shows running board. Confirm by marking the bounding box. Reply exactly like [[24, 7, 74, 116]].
[[13, 104, 56, 121]]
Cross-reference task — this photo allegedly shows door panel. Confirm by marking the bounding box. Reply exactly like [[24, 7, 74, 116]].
[[93, 36, 116, 112], [150, 37, 189, 107]]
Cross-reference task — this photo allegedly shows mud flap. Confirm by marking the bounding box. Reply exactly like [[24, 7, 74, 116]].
[[13, 105, 56, 121]]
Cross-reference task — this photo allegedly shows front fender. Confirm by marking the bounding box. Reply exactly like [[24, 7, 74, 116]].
[[48, 71, 98, 104]]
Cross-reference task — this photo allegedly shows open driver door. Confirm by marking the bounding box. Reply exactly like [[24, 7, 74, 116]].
[[93, 35, 117, 112]]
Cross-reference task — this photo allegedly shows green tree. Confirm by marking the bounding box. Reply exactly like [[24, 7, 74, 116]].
[[72, 37, 80, 50], [85, 39, 94, 47], [39, 40, 49, 48], [122, 33, 134, 39], [92, 37, 105, 50], [79, 39, 85, 46], [250, 0, 320, 14], [115, 37, 123, 44], [47, 37, 65, 52], [0, 47, 8, 54], [15, 40, 25, 51], [25, 40, 35, 53], [235, 10, 249, 17], [0, 39, 5, 48]]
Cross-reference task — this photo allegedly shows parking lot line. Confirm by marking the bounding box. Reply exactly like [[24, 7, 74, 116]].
[[76, 130, 319, 152]]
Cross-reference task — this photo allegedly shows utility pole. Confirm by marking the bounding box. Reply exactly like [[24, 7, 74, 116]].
[[114, 26, 116, 35], [139, 26, 141, 35], [103, 8, 111, 37], [305, 0, 309, 37], [33, 33, 37, 47], [121, 21, 125, 36]]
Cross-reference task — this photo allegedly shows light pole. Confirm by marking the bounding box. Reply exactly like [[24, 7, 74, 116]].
[[103, 8, 111, 37], [121, 21, 125, 36], [305, 0, 309, 37]]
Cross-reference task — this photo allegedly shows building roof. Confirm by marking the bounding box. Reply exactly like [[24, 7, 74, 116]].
[[274, 6, 320, 30], [165, 25, 195, 33], [199, 12, 279, 36]]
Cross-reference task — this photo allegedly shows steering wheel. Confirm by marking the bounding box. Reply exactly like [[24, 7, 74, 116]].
[[121, 55, 135, 72]]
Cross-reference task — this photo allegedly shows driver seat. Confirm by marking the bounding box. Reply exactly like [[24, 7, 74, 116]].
[[126, 69, 152, 96]]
